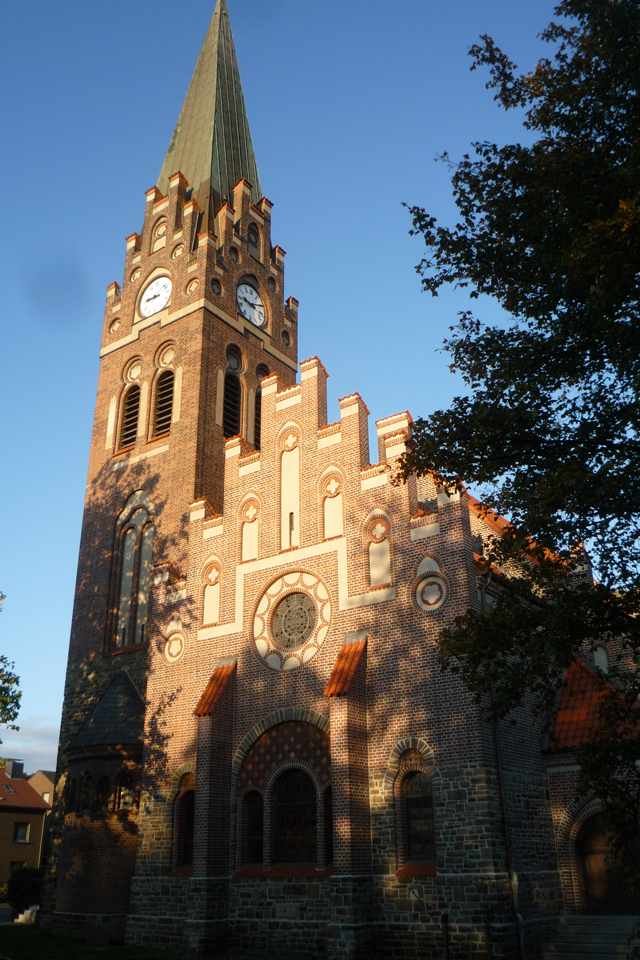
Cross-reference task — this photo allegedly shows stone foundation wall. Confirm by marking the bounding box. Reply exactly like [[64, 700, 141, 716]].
[[52, 910, 127, 946]]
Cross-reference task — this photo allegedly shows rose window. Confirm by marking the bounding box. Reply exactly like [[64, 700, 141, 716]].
[[272, 593, 316, 650], [253, 573, 331, 671]]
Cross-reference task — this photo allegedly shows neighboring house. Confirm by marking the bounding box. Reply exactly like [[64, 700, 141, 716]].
[[28, 771, 55, 869], [28, 771, 55, 807], [0, 768, 50, 883]]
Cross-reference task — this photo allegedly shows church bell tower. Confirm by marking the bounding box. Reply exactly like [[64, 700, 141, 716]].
[[48, 0, 297, 939]]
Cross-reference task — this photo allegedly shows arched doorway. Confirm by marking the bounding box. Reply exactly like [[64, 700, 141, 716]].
[[576, 816, 640, 914]]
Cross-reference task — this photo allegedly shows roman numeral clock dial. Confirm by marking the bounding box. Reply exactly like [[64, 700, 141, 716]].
[[237, 283, 265, 327], [140, 277, 172, 318]]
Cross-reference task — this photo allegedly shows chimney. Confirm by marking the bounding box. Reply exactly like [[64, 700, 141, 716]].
[[5, 760, 24, 779]]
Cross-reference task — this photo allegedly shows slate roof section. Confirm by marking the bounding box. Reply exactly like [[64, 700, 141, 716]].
[[194, 661, 236, 717], [324, 637, 367, 697], [67, 670, 145, 751], [157, 0, 262, 228], [0, 770, 50, 811]]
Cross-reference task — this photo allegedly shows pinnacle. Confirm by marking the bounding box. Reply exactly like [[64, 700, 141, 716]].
[[157, 0, 262, 227]]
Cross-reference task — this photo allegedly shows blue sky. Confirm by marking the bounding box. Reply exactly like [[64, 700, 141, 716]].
[[0, 0, 556, 771]]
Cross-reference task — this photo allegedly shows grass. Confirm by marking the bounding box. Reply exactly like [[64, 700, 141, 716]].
[[0, 925, 185, 960]]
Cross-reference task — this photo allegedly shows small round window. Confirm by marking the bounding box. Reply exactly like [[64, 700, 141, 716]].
[[272, 593, 316, 650]]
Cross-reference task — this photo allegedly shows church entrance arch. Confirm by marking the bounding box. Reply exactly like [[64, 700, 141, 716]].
[[576, 816, 640, 914]]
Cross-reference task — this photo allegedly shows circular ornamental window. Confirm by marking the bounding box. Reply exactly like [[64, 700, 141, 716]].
[[272, 593, 316, 650]]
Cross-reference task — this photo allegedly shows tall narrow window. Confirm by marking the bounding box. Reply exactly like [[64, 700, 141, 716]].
[[152, 218, 167, 252], [119, 385, 140, 449], [178, 791, 195, 866], [404, 772, 435, 862], [244, 791, 264, 865], [281, 440, 300, 549], [154, 370, 174, 436], [116, 772, 134, 812], [223, 346, 243, 438], [134, 522, 154, 645], [274, 770, 317, 864], [115, 494, 155, 648], [80, 773, 92, 813], [254, 364, 269, 450], [324, 786, 333, 865], [248, 224, 260, 259], [66, 778, 77, 814], [95, 777, 111, 814]]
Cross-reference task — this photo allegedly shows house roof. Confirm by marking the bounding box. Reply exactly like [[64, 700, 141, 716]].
[[67, 670, 145, 751], [0, 770, 50, 811], [548, 658, 640, 750], [324, 638, 367, 697], [194, 661, 236, 717]]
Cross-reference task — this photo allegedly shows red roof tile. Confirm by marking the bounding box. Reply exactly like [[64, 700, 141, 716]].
[[549, 658, 640, 750], [0, 770, 50, 811], [193, 662, 236, 717], [324, 639, 367, 697]]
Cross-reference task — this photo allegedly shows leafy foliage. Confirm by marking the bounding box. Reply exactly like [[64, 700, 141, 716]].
[[401, 0, 640, 877], [7, 867, 43, 915], [0, 591, 21, 742]]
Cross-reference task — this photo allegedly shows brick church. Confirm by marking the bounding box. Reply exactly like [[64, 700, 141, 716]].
[[44, 2, 627, 957]]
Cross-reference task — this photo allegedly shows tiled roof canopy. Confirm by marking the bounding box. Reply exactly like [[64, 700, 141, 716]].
[[324, 637, 367, 697], [194, 661, 236, 717], [157, 0, 262, 229], [67, 670, 145, 751]]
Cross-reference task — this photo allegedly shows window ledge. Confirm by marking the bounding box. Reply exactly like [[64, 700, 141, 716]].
[[107, 643, 147, 657], [234, 864, 333, 878], [168, 865, 193, 878], [396, 862, 437, 879]]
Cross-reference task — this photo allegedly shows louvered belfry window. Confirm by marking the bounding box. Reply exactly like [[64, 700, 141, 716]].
[[154, 370, 174, 436], [120, 385, 140, 449], [223, 371, 241, 438]]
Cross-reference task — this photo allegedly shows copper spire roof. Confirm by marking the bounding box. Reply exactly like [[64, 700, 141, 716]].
[[157, 0, 262, 226]]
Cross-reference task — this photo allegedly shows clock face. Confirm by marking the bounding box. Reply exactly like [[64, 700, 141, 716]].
[[140, 277, 172, 318], [237, 283, 265, 327]]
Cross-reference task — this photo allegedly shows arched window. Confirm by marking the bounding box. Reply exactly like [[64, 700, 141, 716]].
[[119, 385, 140, 449], [324, 786, 333, 865], [223, 346, 243, 438], [95, 776, 111, 814], [152, 218, 167, 252], [254, 364, 269, 450], [153, 369, 174, 436], [248, 224, 260, 259], [274, 770, 317, 864], [177, 790, 195, 867], [280, 437, 300, 549], [66, 778, 77, 814], [404, 772, 435, 862], [115, 494, 155, 648], [244, 791, 264, 865], [594, 646, 609, 673], [79, 773, 92, 813], [116, 772, 135, 812]]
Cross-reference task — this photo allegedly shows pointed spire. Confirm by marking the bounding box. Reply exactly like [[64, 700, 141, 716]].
[[157, 0, 262, 226]]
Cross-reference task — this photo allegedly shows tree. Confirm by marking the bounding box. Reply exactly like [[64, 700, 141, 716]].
[[401, 0, 640, 881], [0, 592, 21, 741]]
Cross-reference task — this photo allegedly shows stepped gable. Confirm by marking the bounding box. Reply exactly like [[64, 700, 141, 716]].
[[67, 670, 145, 751]]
